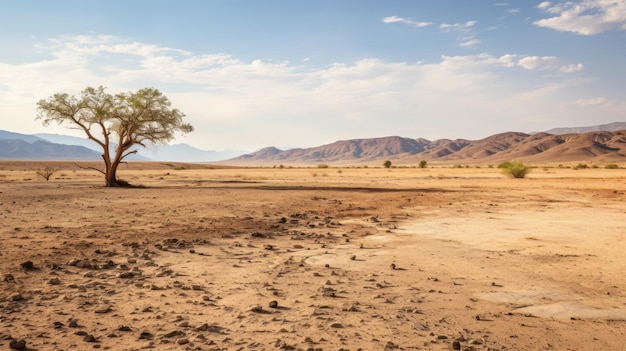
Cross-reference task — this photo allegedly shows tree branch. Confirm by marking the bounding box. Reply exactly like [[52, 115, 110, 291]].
[[73, 162, 105, 175]]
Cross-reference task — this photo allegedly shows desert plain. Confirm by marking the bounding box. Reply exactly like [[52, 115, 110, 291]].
[[1, 161, 625, 351]]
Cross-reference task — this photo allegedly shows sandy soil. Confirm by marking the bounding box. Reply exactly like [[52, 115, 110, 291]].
[[1, 162, 625, 350]]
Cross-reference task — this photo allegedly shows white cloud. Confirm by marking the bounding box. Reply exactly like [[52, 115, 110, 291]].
[[439, 20, 477, 31], [518, 56, 559, 70], [576, 97, 608, 106], [460, 39, 481, 47], [0, 35, 617, 150], [537, 2, 552, 10], [560, 63, 585, 73], [514, 55, 584, 72], [534, 0, 626, 35], [439, 20, 481, 48], [382, 16, 433, 27]]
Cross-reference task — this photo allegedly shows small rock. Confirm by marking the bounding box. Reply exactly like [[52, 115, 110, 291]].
[[139, 331, 154, 340], [53, 321, 64, 329], [84, 334, 97, 342], [3, 274, 15, 282], [350, 255, 356, 261], [452, 340, 461, 350], [48, 277, 62, 285], [177, 338, 190, 345], [390, 263, 396, 270], [94, 305, 112, 314], [118, 325, 132, 332], [20, 261, 34, 270], [269, 300, 278, 308], [11, 293, 24, 302], [250, 305, 264, 313], [9, 339, 26, 350], [330, 322, 344, 328]]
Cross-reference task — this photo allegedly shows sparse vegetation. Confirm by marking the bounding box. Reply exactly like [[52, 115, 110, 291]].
[[383, 160, 392, 168], [605, 164, 619, 169], [499, 161, 531, 179], [36, 165, 58, 181], [317, 164, 329, 169], [573, 163, 589, 170], [418, 160, 427, 168]]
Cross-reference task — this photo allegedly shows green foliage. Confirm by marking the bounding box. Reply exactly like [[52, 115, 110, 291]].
[[573, 163, 588, 170], [383, 160, 392, 168], [605, 164, 620, 169], [36, 86, 193, 187], [317, 164, 329, 169], [499, 160, 531, 179], [418, 160, 427, 168]]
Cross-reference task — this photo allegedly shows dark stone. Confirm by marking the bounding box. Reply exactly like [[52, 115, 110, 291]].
[[9, 339, 26, 350], [20, 261, 34, 270]]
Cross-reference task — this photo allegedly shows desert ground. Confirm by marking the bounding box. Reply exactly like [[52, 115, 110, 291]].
[[1, 161, 625, 351]]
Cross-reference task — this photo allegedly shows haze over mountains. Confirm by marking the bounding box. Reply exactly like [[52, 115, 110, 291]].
[[0, 130, 242, 162], [1, 122, 625, 164]]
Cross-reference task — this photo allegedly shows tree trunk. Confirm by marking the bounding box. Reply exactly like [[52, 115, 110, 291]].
[[105, 161, 123, 187]]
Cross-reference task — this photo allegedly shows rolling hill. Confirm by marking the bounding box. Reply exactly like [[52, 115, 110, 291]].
[[227, 130, 626, 165]]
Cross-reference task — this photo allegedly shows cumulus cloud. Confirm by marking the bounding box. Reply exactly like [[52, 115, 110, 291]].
[[0, 34, 613, 150], [534, 0, 626, 35], [382, 16, 433, 27]]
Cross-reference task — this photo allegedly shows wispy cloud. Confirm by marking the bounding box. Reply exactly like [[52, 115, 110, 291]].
[[382, 16, 433, 28], [439, 20, 481, 48], [535, 0, 626, 35], [576, 97, 608, 106]]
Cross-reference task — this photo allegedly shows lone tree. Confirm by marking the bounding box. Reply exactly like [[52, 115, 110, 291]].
[[37, 86, 193, 187], [383, 160, 392, 168]]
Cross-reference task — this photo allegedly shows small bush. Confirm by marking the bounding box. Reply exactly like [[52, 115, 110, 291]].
[[418, 160, 427, 168], [573, 163, 588, 170], [499, 161, 531, 179], [383, 160, 392, 168], [36, 165, 58, 181], [317, 164, 329, 169], [605, 164, 619, 169]]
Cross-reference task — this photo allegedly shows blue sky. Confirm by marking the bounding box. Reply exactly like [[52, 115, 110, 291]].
[[1, 1, 625, 152]]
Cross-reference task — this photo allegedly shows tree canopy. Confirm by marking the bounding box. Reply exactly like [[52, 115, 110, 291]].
[[36, 86, 194, 187]]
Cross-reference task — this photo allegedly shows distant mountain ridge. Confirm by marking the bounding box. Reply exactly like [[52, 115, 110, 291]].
[[0, 139, 101, 160], [0, 130, 242, 161], [228, 128, 626, 165], [3, 122, 626, 163], [545, 122, 626, 135]]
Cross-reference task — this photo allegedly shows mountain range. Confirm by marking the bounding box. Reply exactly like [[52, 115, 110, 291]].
[[230, 122, 626, 165], [0, 130, 242, 162], [2, 122, 626, 164]]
